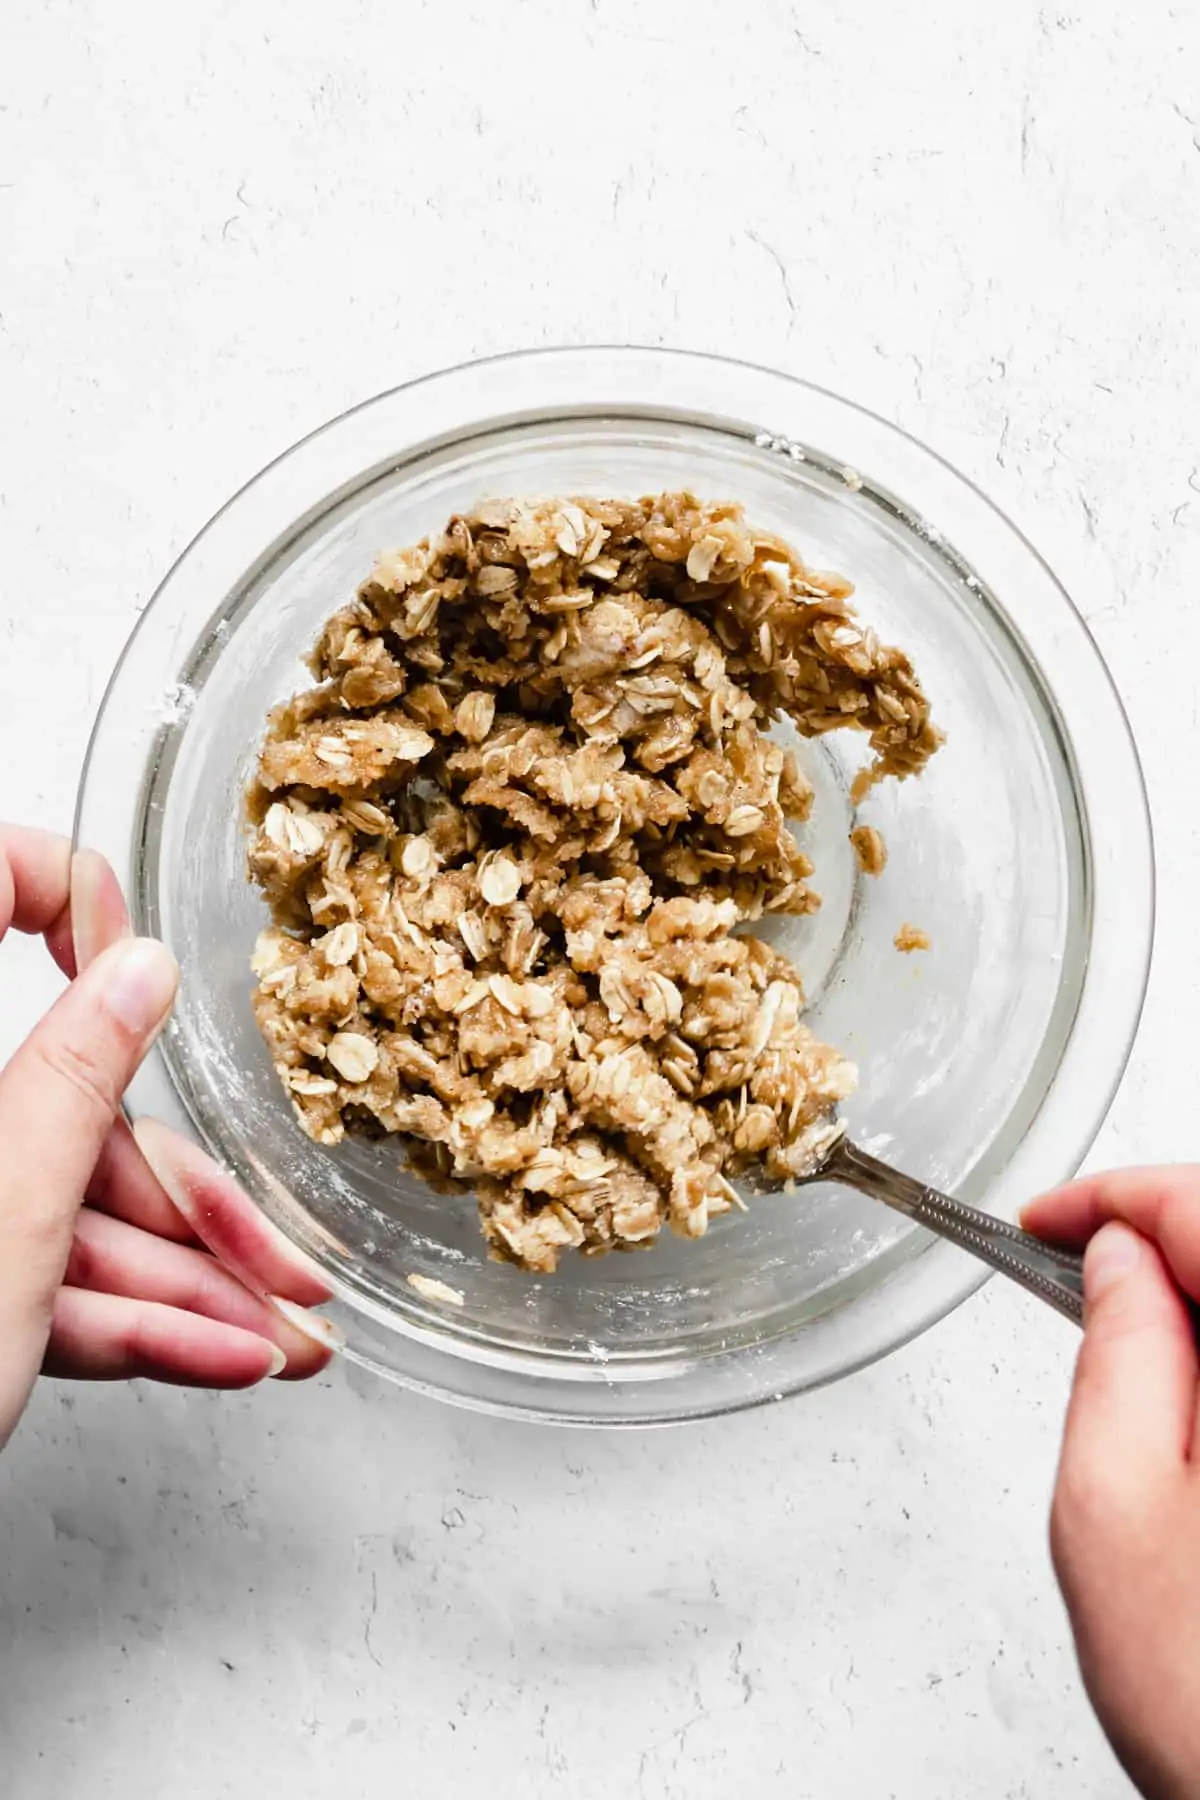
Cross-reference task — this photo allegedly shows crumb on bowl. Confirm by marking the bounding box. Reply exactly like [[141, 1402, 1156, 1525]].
[[894, 922, 931, 953], [407, 1273, 466, 1308], [850, 823, 887, 876]]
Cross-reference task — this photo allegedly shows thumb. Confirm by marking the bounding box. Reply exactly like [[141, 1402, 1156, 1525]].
[[0, 936, 178, 1380], [1060, 1223, 1197, 1509]]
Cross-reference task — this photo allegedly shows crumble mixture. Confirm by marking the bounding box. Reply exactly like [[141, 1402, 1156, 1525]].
[[894, 922, 932, 953], [247, 494, 940, 1272], [849, 824, 888, 877]]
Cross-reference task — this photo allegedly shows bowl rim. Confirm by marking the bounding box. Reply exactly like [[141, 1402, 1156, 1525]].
[[75, 344, 1155, 1425]]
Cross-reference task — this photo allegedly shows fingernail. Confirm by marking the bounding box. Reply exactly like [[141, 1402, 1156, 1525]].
[[96, 938, 179, 1038], [264, 1343, 288, 1379], [1085, 1223, 1142, 1303], [71, 848, 131, 973], [268, 1296, 345, 1353]]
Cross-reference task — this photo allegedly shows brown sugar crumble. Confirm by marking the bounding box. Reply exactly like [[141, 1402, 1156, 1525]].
[[247, 494, 941, 1271], [894, 922, 932, 953], [850, 824, 888, 877]]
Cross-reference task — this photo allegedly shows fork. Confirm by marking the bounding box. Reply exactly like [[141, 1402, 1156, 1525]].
[[787, 1133, 1086, 1325]]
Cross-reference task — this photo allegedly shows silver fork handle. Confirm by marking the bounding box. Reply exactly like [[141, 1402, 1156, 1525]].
[[827, 1139, 1086, 1325]]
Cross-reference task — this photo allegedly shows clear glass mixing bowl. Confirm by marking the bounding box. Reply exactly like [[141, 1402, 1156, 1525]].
[[75, 347, 1153, 1424]]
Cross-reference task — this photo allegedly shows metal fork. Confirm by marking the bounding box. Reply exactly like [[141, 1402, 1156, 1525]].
[[789, 1134, 1086, 1325]]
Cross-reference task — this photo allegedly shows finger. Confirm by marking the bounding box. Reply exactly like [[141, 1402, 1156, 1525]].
[[86, 1118, 200, 1244], [1061, 1225, 1197, 1498], [44, 912, 78, 982], [70, 847, 131, 974], [0, 937, 179, 1392], [132, 1117, 335, 1311], [1022, 1167, 1200, 1300], [44, 1287, 287, 1387], [65, 1209, 333, 1379], [0, 825, 72, 952], [0, 830, 128, 980]]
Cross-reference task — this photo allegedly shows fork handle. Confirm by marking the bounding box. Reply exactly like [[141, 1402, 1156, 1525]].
[[827, 1139, 1086, 1325]]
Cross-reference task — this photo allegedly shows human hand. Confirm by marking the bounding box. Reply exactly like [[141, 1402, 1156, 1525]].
[[1023, 1169, 1200, 1800], [0, 824, 340, 1454]]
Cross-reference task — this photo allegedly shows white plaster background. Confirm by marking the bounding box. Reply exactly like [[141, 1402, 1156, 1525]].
[[1, 0, 1198, 1793]]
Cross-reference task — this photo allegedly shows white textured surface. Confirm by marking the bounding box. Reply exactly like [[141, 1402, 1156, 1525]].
[[2, 1, 1198, 1793]]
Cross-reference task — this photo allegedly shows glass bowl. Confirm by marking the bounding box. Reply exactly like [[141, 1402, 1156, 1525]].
[[76, 347, 1153, 1425]]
